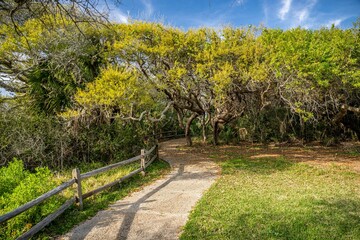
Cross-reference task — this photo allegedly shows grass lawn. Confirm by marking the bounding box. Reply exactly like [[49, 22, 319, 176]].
[[181, 153, 360, 239]]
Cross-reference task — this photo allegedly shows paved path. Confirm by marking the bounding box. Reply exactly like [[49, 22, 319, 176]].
[[60, 138, 219, 240]]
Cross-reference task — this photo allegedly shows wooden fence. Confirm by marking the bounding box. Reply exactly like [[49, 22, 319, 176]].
[[155, 130, 184, 141], [0, 144, 159, 240]]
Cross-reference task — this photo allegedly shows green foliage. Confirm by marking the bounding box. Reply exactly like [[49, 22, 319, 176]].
[[0, 106, 68, 169], [81, 21, 359, 144], [219, 125, 238, 144], [71, 66, 156, 118], [0, 102, 151, 169], [260, 26, 359, 122], [0, 158, 27, 196], [3, 16, 360, 147], [0, 14, 109, 114], [0, 159, 63, 239], [71, 120, 148, 164]]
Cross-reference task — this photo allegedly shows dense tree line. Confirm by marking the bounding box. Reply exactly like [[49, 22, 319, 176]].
[[1, 11, 359, 168], [69, 21, 360, 145]]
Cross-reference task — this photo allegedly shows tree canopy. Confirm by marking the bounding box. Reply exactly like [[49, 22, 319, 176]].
[[1, 13, 359, 147], [62, 21, 360, 144]]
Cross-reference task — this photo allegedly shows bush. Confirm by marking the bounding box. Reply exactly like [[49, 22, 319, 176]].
[[0, 104, 151, 170], [0, 107, 69, 169], [0, 159, 27, 198], [0, 159, 64, 239]]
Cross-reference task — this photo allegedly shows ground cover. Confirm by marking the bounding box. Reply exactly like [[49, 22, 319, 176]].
[[181, 142, 360, 239]]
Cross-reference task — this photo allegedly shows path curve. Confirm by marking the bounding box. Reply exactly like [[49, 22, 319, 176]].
[[60, 138, 219, 240]]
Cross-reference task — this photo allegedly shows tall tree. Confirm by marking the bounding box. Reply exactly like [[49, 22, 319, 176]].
[[260, 24, 360, 138], [0, 14, 109, 113]]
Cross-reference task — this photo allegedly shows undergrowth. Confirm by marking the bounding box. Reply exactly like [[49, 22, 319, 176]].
[[0, 158, 170, 239]]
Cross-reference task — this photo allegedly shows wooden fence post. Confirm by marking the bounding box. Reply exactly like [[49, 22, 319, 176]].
[[141, 149, 146, 176], [72, 168, 83, 210], [156, 144, 159, 160]]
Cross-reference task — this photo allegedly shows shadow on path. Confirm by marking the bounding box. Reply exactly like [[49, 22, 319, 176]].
[[62, 138, 219, 240], [116, 164, 185, 239]]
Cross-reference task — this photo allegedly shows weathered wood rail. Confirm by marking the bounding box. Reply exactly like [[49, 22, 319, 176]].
[[0, 144, 159, 240], [155, 130, 184, 141]]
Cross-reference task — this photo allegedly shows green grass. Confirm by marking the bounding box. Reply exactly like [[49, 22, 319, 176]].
[[31, 159, 169, 239], [181, 156, 360, 240]]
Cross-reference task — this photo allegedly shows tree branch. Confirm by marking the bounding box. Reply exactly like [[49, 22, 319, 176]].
[[0, 80, 26, 93], [118, 102, 174, 122]]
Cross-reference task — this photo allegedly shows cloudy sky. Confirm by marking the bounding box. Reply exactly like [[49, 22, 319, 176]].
[[105, 0, 359, 29]]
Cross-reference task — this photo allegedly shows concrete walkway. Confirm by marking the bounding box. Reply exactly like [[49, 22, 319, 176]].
[[60, 138, 219, 240]]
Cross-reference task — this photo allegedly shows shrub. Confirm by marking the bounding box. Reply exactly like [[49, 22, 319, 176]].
[[0, 159, 27, 198], [0, 104, 151, 170], [0, 159, 64, 239]]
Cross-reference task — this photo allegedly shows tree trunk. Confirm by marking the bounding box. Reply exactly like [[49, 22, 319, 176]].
[[185, 113, 198, 146], [201, 115, 207, 143], [342, 113, 360, 141], [174, 106, 185, 129], [213, 121, 220, 145]]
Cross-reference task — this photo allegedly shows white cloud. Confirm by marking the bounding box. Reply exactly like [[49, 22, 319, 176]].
[[297, 9, 309, 22], [291, 0, 318, 27], [110, 9, 129, 23], [278, 0, 292, 20], [325, 18, 343, 28], [276, 0, 319, 27], [99, 0, 129, 24], [235, 0, 246, 6], [140, 0, 154, 19]]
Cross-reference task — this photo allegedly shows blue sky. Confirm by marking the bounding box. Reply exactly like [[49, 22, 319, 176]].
[[105, 0, 360, 29]]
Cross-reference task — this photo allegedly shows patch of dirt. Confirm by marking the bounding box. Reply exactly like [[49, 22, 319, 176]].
[[181, 140, 360, 173]]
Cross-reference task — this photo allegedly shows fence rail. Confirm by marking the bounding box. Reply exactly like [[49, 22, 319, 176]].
[[0, 179, 75, 223], [81, 155, 142, 179], [155, 130, 184, 140], [0, 144, 159, 240]]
